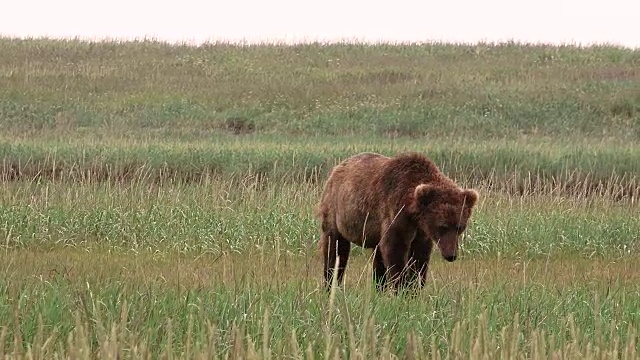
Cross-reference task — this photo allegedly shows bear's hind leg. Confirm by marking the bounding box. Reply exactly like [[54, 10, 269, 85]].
[[321, 231, 352, 291]]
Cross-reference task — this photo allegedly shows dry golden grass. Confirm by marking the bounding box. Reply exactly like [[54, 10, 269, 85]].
[[3, 248, 639, 292]]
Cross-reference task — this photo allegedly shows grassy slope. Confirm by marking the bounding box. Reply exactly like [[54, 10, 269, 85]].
[[1, 38, 638, 140], [1, 38, 639, 358], [1, 38, 639, 198]]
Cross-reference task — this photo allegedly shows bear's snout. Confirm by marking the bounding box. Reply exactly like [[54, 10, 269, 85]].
[[436, 236, 458, 262], [443, 254, 457, 262]]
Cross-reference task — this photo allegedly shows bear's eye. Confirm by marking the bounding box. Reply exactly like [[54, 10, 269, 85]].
[[455, 224, 466, 233]]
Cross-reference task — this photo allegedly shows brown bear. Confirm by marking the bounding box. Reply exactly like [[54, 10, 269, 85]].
[[316, 152, 479, 292]]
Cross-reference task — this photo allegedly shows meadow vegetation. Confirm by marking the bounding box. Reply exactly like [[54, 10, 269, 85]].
[[0, 37, 639, 358]]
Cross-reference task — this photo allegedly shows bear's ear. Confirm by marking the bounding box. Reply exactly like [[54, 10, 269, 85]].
[[462, 189, 479, 208], [414, 184, 439, 207]]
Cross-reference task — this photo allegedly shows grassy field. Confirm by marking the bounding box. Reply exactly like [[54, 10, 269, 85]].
[[0, 37, 639, 359]]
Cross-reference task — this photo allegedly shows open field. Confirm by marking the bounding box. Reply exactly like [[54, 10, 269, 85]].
[[0, 37, 639, 358]]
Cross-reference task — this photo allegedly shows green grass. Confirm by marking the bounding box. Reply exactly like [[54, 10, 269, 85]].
[[1, 178, 639, 358], [2, 136, 639, 200], [0, 37, 639, 358], [1, 180, 638, 257], [1, 248, 639, 359], [1, 37, 639, 140]]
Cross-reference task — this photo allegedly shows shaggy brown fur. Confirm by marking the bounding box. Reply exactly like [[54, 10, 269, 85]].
[[317, 152, 479, 292]]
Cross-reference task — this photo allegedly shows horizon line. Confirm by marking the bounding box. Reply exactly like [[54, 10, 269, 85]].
[[2, 34, 638, 50]]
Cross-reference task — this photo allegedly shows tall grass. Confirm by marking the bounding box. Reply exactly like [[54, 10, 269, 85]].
[[1, 248, 639, 359], [0, 170, 637, 357], [2, 136, 639, 200], [1, 178, 638, 256]]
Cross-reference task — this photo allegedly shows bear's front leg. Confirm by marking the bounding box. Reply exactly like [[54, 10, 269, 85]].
[[379, 231, 412, 292], [372, 247, 387, 292], [407, 232, 434, 288]]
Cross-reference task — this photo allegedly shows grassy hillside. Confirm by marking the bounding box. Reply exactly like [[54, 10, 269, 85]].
[[1, 37, 638, 140]]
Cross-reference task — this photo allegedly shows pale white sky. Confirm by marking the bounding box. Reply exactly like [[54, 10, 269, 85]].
[[1, 0, 639, 47]]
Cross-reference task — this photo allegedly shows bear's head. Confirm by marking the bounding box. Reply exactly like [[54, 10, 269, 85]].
[[410, 184, 479, 262]]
